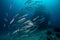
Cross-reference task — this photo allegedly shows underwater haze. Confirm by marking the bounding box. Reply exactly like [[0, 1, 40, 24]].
[[0, 0, 60, 40]]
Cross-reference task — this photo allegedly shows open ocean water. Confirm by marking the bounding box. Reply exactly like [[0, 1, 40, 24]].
[[0, 0, 60, 40]]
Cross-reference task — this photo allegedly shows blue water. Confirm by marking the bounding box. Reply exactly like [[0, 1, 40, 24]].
[[0, 0, 60, 40]]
